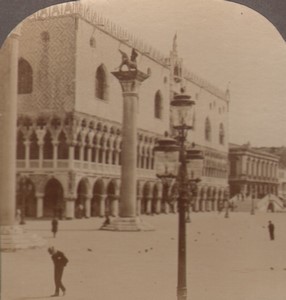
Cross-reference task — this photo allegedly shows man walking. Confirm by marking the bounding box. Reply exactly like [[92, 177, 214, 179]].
[[48, 247, 68, 297], [268, 220, 275, 240]]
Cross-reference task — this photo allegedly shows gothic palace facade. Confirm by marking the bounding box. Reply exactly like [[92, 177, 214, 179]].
[[13, 3, 229, 219]]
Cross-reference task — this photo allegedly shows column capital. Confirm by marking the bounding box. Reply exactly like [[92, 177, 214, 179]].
[[111, 70, 149, 93]]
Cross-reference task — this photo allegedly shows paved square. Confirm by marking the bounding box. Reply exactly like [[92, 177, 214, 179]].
[[2, 212, 286, 300]]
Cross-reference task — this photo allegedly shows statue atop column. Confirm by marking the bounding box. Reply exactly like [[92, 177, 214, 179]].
[[118, 48, 138, 72]]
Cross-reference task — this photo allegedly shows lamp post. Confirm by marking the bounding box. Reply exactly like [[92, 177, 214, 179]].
[[154, 90, 203, 300], [186, 177, 201, 223]]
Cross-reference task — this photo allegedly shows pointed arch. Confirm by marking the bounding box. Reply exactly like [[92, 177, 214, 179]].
[[219, 123, 225, 145], [58, 131, 69, 159], [43, 130, 53, 159], [95, 64, 109, 100], [17, 130, 26, 159], [18, 58, 33, 94], [29, 131, 39, 159], [74, 133, 81, 160], [205, 117, 211, 141], [154, 90, 163, 119]]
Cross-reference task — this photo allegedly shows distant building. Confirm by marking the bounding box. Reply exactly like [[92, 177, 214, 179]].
[[229, 143, 279, 199], [1, 2, 230, 218], [255, 146, 286, 204]]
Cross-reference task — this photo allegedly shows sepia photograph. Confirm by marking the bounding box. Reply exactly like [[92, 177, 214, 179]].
[[1, 0, 286, 299]]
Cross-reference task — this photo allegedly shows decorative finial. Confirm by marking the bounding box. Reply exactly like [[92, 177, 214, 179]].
[[173, 33, 178, 52]]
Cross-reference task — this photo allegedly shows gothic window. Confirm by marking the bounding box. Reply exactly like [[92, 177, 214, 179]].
[[90, 37, 96, 48], [219, 123, 225, 145], [74, 133, 81, 160], [84, 135, 89, 162], [17, 131, 25, 159], [205, 118, 211, 141], [112, 140, 117, 165], [154, 91, 163, 119], [105, 139, 110, 164], [98, 136, 104, 163], [43, 130, 53, 159], [29, 132, 39, 159], [58, 131, 69, 160], [91, 136, 98, 162], [146, 149, 150, 169], [18, 58, 33, 94], [95, 64, 108, 100], [141, 147, 145, 168]]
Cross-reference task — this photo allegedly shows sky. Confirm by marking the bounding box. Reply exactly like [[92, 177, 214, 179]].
[[80, 0, 286, 147]]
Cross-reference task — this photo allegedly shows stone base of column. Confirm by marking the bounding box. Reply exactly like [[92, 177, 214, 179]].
[[0, 225, 46, 252], [100, 217, 154, 232]]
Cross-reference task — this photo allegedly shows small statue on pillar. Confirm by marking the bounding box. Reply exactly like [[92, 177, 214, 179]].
[[118, 48, 138, 72]]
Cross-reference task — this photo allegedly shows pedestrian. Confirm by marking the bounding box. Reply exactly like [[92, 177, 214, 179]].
[[268, 220, 275, 240], [103, 214, 110, 226], [78, 204, 84, 218], [16, 208, 21, 223], [48, 247, 68, 297], [51, 218, 58, 238]]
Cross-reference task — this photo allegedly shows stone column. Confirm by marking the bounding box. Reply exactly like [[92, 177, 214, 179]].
[[24, 141, 30, 168], [36, 194, 44, 218], [87, 146, 92, 163], [156, 198, 162, 214], [111, 196, 119, 217], [38, 143, 44, 168], [65, 198, 75, 219], [85, 196, 91, 218], [68, 143, 75, 168], [193, 197, 198, 212], [53, 141, 58, 168], [79, 143, 84, 161], [0, 26, 45, 250], [164, 202, 170, 214], [99, 195, 106, 217], [146, 197, 152, 215], [115, 149, 120, 165], [101, 68, 152, 231], [136, 196, 142, 216]]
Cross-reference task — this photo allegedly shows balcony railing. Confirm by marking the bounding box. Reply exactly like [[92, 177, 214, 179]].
[[16, 159, 156, 179]]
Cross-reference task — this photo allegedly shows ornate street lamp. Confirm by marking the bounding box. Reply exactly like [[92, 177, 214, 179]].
[[154, 89, 198, 300], [154, 136, 180, 211]]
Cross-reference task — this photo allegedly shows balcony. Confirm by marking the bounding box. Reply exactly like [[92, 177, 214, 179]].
[[17, 159, 156, 179]]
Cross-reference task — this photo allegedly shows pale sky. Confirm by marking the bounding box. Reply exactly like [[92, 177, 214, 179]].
[[81, 0, 286, 147]]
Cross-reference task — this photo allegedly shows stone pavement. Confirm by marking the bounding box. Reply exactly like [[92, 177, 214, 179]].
[[2, 212, 286, 300]]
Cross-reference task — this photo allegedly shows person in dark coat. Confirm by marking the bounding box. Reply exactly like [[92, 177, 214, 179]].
[[51, 218, 58, 238], [48, 247, 68, 297], [268, 220, 275, 240]]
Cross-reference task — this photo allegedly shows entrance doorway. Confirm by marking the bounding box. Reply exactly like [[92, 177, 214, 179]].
[[44, 178, 64, 218]]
